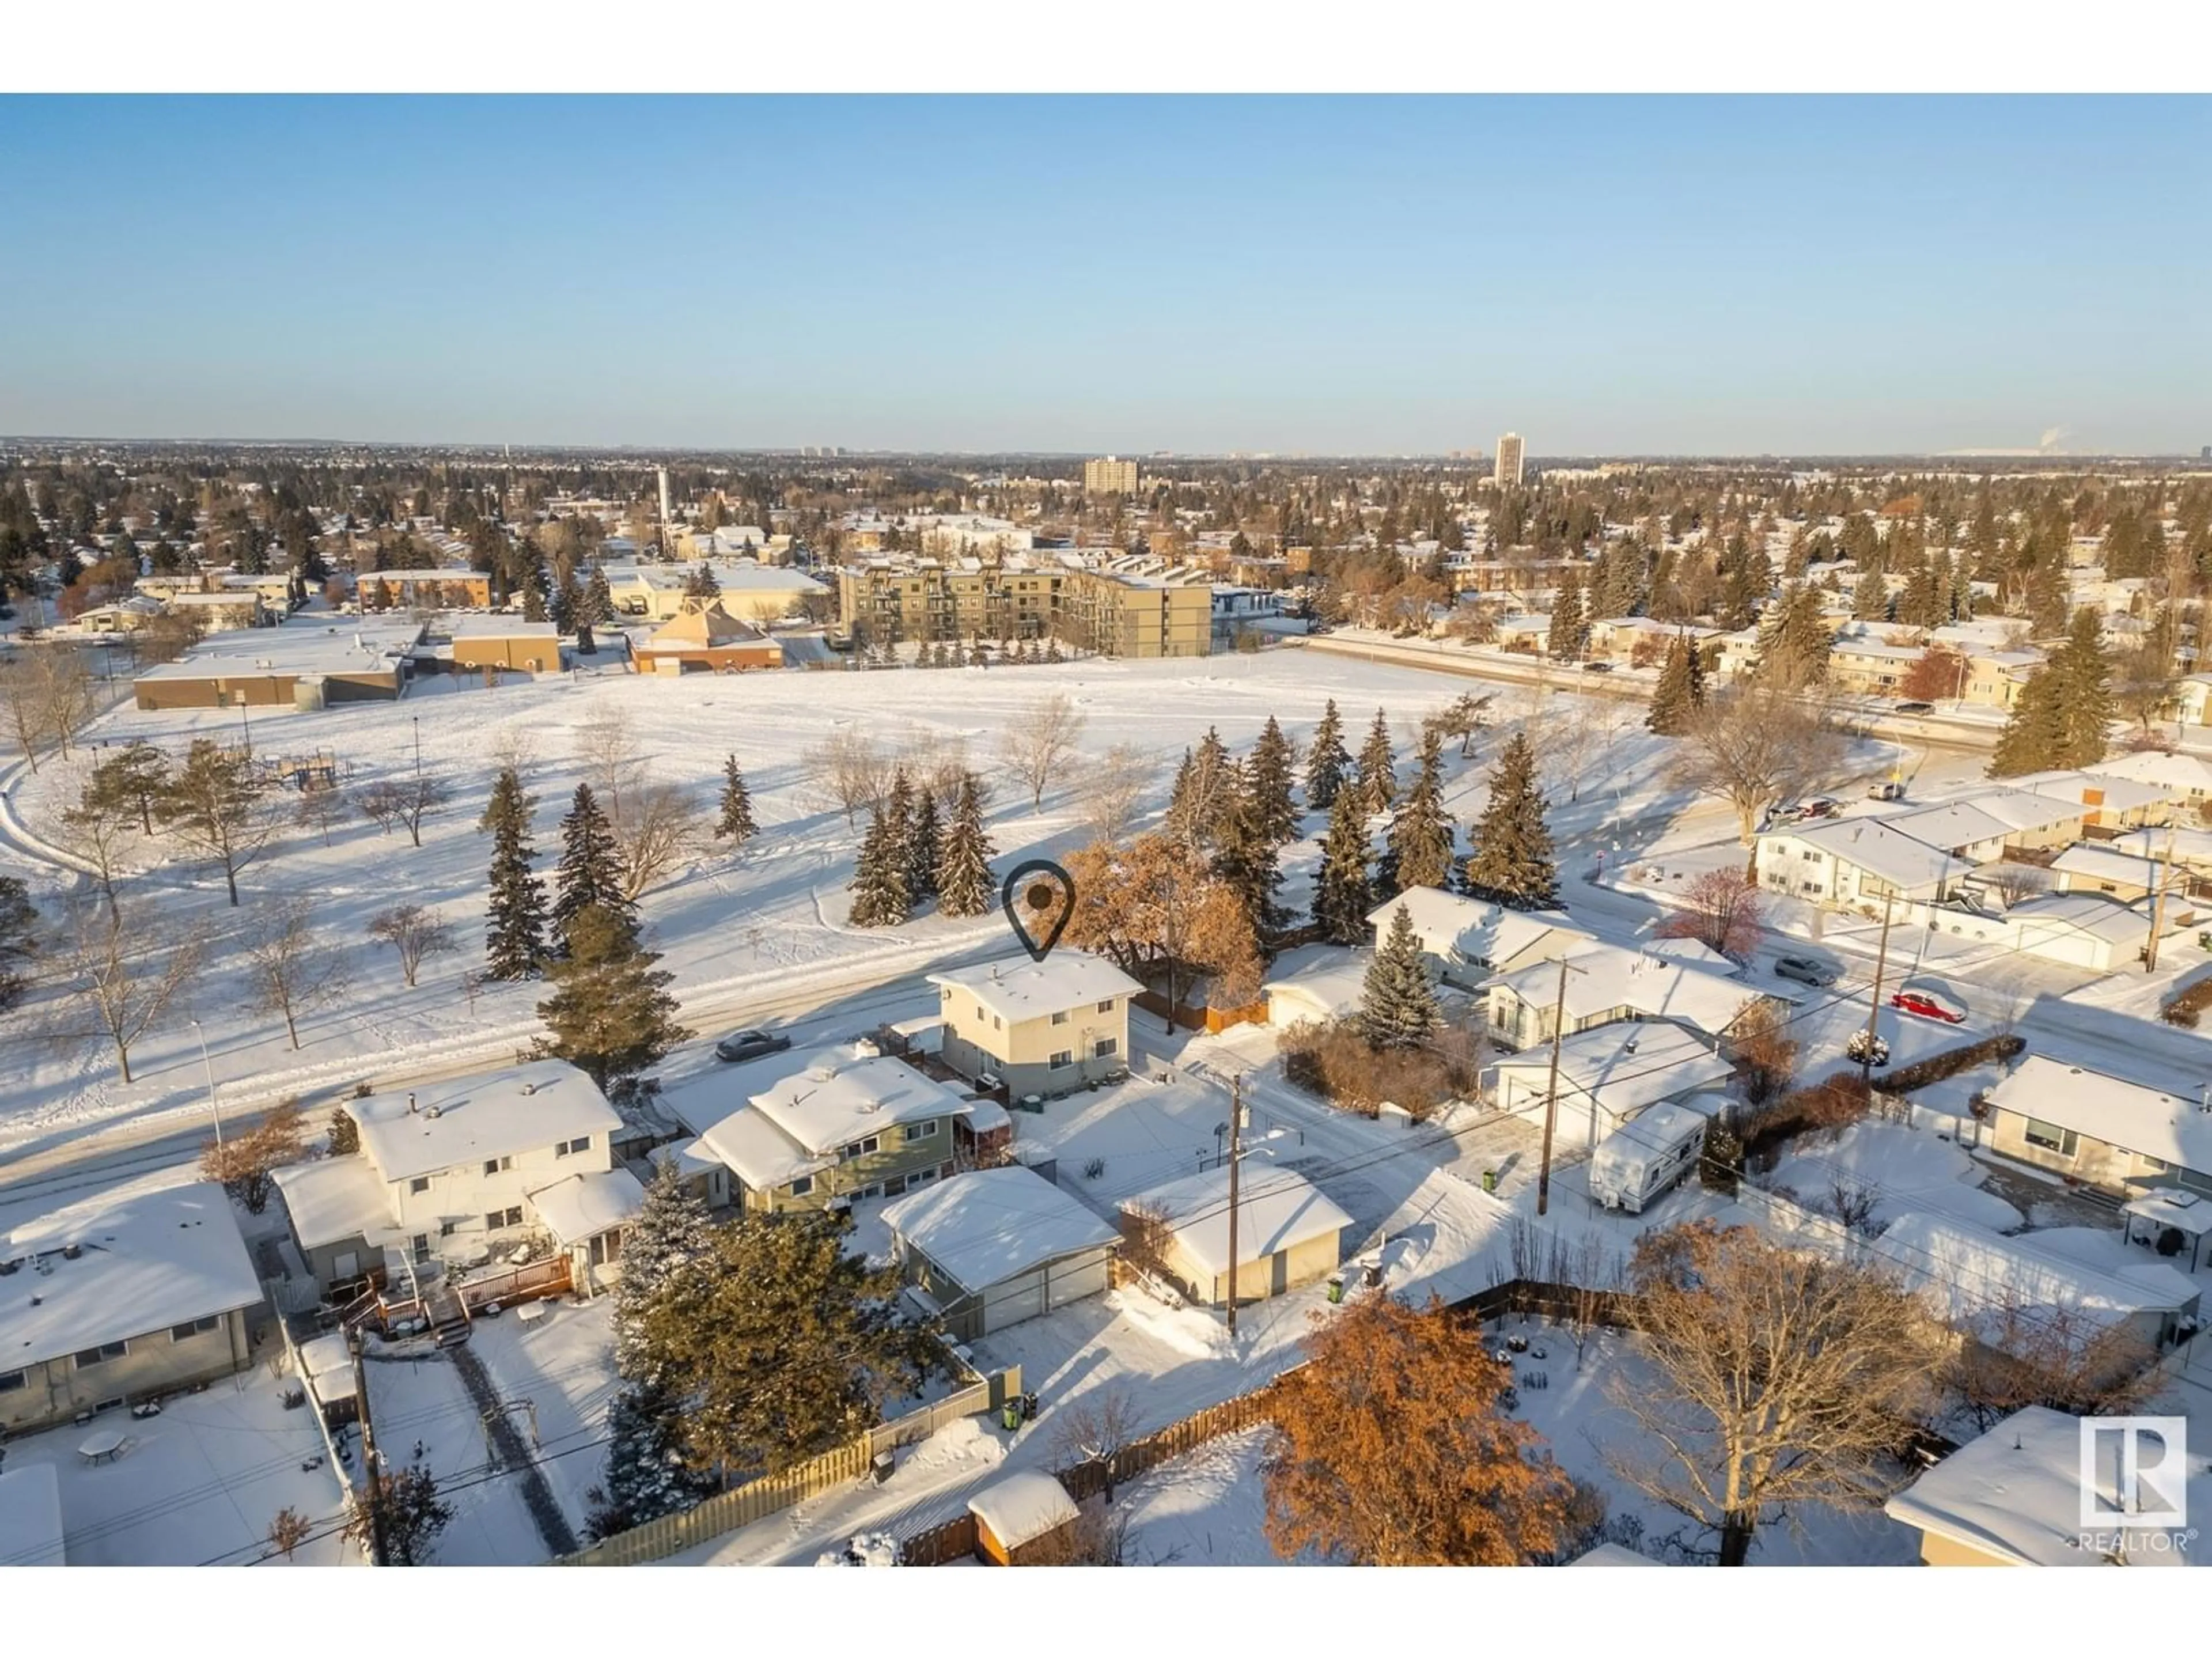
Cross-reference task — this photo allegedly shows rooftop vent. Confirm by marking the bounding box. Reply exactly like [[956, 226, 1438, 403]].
[[423, 1105, 443, 1119], [407, 1091, 418, 1114], [520, 1082, 538, 1097], [60, 1244, 81, 1260]]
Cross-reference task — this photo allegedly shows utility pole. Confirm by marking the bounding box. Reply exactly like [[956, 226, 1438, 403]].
[[1860, 889, 1896, 1089], [2146, 824, 2180, 974], [1225, 1074, 1244, 1339], [1535, 955, 1575, 1217]]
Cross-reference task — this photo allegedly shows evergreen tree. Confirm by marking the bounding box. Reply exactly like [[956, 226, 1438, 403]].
[[614, 1157, 717, 1383], [683, 562, 721, 601], [1850, 569, 1889, 621], [481, 766, 548, 980], [1382, 729, 1456, 895], [1755, 584, 1834, 692], [520, 565, 550, 624], [847, 804, 911, 927], [713, 754, 756, 846], [551, 783, 630, 941], [906, 787, 941, 901], [1211, 778, 1287, 938], [575, 567, 616, 653], [1311, 782, 1376, 945], [1355, 709, 1397, 815], [934, 772, 996, 916], [1247, 715, 1300, 844], [1305, 699, 1350, 810], [1646, 635, 1705, 736], [1991, 607, 2115, 776], [1360, 903, 1441, 1049], [1548, 565, 1588, 661], [586, 1381, 718, 1542], [1460, 734, 1559, 910], [536, 904, 690, 1093], [2023, 552, 2070, 638]]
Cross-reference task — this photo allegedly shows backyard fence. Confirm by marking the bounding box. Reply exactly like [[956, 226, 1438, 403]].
[[555, 1365, 1019, 1567]]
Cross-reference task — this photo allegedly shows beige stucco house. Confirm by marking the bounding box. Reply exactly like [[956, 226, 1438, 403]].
[[930, 952, 1143, 1101], [1980, 1055, 2212, 1199], [1120, 1165, 1353, 1308]]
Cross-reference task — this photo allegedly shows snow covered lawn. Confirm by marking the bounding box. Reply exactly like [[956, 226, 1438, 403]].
[[1764, 1120, 2022, 1233]]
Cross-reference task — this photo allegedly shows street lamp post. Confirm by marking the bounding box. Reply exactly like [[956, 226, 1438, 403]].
[[190, 1019, 224, 1148]]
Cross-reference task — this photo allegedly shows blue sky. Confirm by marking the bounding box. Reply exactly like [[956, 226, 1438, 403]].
[[0, 96, 2204, 454]]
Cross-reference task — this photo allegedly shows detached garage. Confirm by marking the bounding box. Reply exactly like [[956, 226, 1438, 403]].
[[881, 1166, 1118, 1340]]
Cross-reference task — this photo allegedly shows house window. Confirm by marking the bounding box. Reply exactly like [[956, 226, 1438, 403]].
[[0, 1369, 24, 1393], [1801, 850, 1821, 862], [993, 1014, 1002, 1030], [884, 1175, 908, 1197], [410, 1176, 432, 1194], [483, 1156, 512, 1176], [789, 1175, 814, 1198], [2024, 1119, 2078, 1156], [1097, 998, 1115, 1013], [840, 1135, 880, 1161], [589, 1229, 623, 1267], [73, 1341, 128, 1368], [440, 1219, 457, 1237], [1051, 1010, 1069, 1025], [1050, 1050, 1073, 1070], [169, 1316, 220, 1343], [412, 1234, 432, 1263], [555, 1135, 592, 1157], [1093, 1037, 1119, 1059], [906, 1119, 938, 1142], [485, 1206, 524, 1230]]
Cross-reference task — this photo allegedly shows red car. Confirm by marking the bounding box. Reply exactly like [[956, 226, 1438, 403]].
[[1891, 987, 1967, 1024]]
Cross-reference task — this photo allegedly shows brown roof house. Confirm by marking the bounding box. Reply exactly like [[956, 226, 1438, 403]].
[[632, 603, 783, 675]]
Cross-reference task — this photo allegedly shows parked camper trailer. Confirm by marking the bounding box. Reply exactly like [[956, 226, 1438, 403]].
[[1587, 1100, 1713, 1214]]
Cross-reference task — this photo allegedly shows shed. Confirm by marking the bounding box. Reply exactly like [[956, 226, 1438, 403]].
[[967, 1469, 1081, 1565], [881, 1166, 1118, 1340], [1122, 1165, 1353, 1307]]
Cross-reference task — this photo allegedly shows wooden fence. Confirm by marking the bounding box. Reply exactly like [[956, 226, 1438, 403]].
[[555, 1366, 1018, 1567]]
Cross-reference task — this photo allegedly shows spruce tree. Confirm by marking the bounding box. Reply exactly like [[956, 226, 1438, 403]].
[[1312, 782, 1376, 945], [1355, 709, 1397, 815], [847, 804, 911, 927], [1851, 569, 1889, 621], [536, 904, 690, 1094], [1305, 699, 1350, 810], [934, 771, 997, 917], [585, 1381, 718, 1542], [551, 783, 630, 942], [1360, 903, 1440, 1050], [1646, 636, 1701, 736], [1247, 715, 1300, 844], [1211, 779, 1287, 939], [614, 1157, 716, 1384], [713, 754, 756, 846], [1549, 565, 1589, 661], [906, 788, 941, 902], [482, 766, 549, 980], [1992, 607, 2113, 775], [1382, 729, 1456, 895], [1459, 734, 1559, 910]]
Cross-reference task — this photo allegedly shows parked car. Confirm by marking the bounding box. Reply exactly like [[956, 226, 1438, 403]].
[[1774, 954, 1839, 987], [1801, 797, 1840, 820], [1581, 660, 1615, 673], [1894, 700, 1934, 715], [1891, 983, 1968, 1025], [1867, 780, 1907, 802], [715, 1028, 792, 1063], [1846, 1028, 1892, 1067]]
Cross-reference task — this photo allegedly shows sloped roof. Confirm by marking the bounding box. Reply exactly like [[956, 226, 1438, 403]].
[[882, 1166, 1118, 1293], [645, 603, 771, 649]]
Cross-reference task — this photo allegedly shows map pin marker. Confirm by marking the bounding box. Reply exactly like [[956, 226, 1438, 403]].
[[999, 858, 1076, 963]]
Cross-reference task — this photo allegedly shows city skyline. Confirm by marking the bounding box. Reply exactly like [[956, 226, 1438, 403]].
[[0, 95, 2206, 454]]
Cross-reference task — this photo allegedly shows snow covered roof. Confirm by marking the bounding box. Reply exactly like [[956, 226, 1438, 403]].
[[1874, 1212, 2200, 1340], [1779, 817, 1969, 893], [1124, 1165, 1353, 1277], [451, 619, 559, 642], [645, 604, 772, 649], [2115, 825, 2212, 868], [2012, 770, 2172, 816], [928, 952, 1143, 1026], [0, 1183, 260, 1371], [1885, 797, 2065, 852], [646, 1137, 725, 1185], [1366, 887, 1587, 967], [2086, 751, 2212, 796], [1489, 941, 1758, 1037], [351, 1060, 620, 1185], [694, 1107, 830, 1193], [132, 619, 422, 681], [1262, 946, 1370, 1022], [2008, 892, 2165, 946], [749, 1048, 970, 1157], [1982, 1056, 2212, 1175], [1885, 1407, 2212, 1567], [2051, 843, 2164, 888], [526, 1168, 647, 1246], [0, 1464, 66, 1568], [272, 1154, 405, 1251], [1494, 1024, 1735, 1115], [1642, 937, 1738, 974], [1567, 1541, 1661, 1566], [967, 1469, 1080, 1551], [882, 1166, 1119, 1293]]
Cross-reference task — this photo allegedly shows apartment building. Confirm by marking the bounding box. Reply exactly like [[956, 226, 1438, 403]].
[[1494, 432, 1526, 488], [1084, 456, 1141, 496], [836, 554, 1212, 658]]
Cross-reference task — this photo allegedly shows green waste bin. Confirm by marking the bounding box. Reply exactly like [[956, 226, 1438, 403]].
[[1327, 1275, 1345, 1305], [1482, 1169, 1497, 1194], [1002, 1402, 1022, 1431]]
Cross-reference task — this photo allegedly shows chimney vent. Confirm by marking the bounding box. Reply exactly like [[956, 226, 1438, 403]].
[[407, 1091, 418, 1114]]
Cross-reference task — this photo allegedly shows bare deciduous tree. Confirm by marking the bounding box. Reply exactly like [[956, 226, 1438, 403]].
[[0, 650, 52, 772], [611, 777, 704, 900], [1052, 1388, 1143, 1502], [294, 786, 350, 847], [54, 899, 206, 1084], [1605, 1221, 1940, 1566], [154, 738, 281, 906], [200, 1099, 306, 1214], [354, 774, 452, 849], [1671, 686, 1850, 844], [242, 897, 351, 1050], [266, 1506, 313, 1562], [56, 775, 139, 918], [804, 729, 895, 828], [1941, 1297, 2161, 1433], [488, 726, 540, 781], [574, 704, 645, 816], [1983, 863, 2050, 910], [999, 692, 1087, 811], [366, 903, 457, 988], [1077, 742, 1154, 847]]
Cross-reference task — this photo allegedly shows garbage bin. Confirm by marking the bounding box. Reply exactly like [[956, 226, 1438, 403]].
[[1001, 1402, 1022, 1432], [1481, 1169, 1497, 1194], [870, 1449, 895, 1485], [1326, 1275, 1345, 1305]]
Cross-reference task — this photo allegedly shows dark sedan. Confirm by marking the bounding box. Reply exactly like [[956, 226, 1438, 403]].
[[715, 1028, 792, 1063]]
